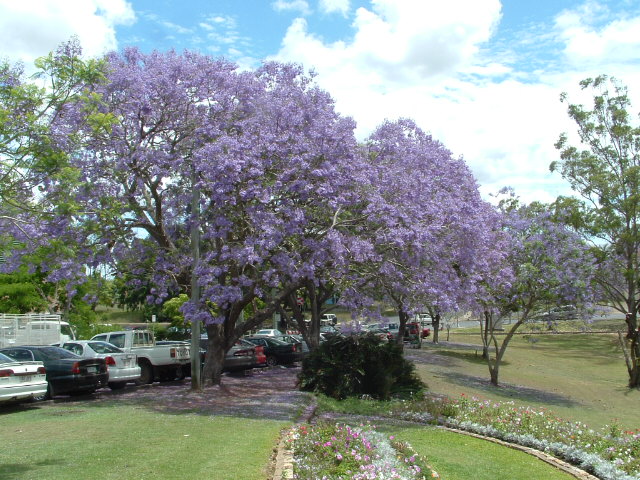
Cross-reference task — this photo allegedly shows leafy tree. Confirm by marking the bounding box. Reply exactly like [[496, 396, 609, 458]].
[[343, 119, 504, 345], [0, 269, 49, 312], [477, 202, 595, 386], [0, 39, 110, 308], [552, 75, 640, 386], [31, 49, 368, 387]]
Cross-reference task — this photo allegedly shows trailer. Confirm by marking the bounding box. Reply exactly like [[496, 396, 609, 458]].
[[0, 313, 76, 347]]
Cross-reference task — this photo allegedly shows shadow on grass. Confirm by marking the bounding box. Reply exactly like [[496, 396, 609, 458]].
[[0, 459, 65, 480], [440, 371, 580, 407], [437, 350, 511, 367]]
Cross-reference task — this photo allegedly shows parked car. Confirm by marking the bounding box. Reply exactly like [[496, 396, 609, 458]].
[[244, 336, 303, 366], [274, 334, 309, 355], [54, 341, 140, 390], [319, 325, 341, 338], [320, 313, 338, 326], [254, 329, 281, 337], [534, 305, 579, 321], [0, 351, 48, 404], [0, 345, 108, 398], [386, 322, 400, 339], [365, 328, 392, 341], [91, 330, 189, 384], [236, 338, 267, 368], [197, 337, 257, 372], [406, 322, 431, 339]]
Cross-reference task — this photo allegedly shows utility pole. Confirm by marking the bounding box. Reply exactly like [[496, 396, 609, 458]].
[[190, 172, 202, 390]]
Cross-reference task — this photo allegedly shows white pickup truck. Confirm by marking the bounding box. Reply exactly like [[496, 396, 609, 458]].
[[90, 330, 190, 384]]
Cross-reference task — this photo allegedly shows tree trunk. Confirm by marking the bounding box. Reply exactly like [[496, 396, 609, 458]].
[[396, 307, 409, 349], [202, 323, 226, 386], [489, 364, 500, 386], [484, 313, 526, 387], [432, 313, 440, 343], [630, 330, 640, 388], [480, 310, 491, 359]]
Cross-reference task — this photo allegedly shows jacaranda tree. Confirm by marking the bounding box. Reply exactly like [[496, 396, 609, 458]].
[[343, 119, 505, 345], [476, 201, 596, 386], [37, 48, 368, 386]]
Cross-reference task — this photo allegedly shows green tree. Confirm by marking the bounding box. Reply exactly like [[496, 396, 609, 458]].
[[552, 75, 640, 387]]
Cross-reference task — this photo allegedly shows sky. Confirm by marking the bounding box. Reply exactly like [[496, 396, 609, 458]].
[[1, 0, 639, 203]]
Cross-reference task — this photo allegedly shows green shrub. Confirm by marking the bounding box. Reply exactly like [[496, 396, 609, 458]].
[[298, 333, 425, 400]]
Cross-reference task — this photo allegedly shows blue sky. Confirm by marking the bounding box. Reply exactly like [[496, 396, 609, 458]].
[[1, 0, 639, 203]]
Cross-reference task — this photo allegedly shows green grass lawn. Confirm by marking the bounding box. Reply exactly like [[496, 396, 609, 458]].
[[416, 319, 640, 430], [1, 402, 286, 480], [393, 426, 576, 480]]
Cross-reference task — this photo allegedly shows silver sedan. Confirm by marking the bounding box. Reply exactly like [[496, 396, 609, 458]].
[[55, 340, 141, 390], [0, 352, 48, 404]]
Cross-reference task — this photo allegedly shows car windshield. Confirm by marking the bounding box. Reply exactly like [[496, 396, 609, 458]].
[[0, 352, 17, 363], [266, 337, 288, 346], [88, 342, 123, 354], [33, 347, 79, 361]]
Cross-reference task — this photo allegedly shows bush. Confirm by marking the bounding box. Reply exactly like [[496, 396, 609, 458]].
[[298, 333, 425, 400]]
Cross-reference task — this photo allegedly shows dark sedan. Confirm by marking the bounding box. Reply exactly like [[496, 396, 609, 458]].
[[0, 346, 108, 398], [244, 336, 304, 366]]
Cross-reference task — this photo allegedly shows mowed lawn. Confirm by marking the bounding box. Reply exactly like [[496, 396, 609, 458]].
[[1, 402, 286, 480], [413, 319, 640, 430], [393, 426, 576, 480]]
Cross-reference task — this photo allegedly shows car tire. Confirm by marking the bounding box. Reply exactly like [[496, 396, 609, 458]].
[[44, 383, 55, 400], [266, 355, 277, 367], [108, 382, 127, 390], [138, 360, 154, 384]]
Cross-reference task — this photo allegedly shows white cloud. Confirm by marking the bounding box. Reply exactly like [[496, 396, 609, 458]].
[[275, 0, 502, 85], [270, 0, 640, 203], [319, 0, 350, 16], [0, 0, 135, 67], [555, 3, 640, 68], [272, 0, 312, 16]]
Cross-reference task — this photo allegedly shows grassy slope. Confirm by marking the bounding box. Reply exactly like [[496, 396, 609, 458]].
[[1, 403, 285, 480], [416, 320, 640, 430]]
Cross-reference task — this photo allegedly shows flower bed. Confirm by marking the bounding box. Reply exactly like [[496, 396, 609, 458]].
[[395, 394, 640, 480], [289, 422, 439, 479]]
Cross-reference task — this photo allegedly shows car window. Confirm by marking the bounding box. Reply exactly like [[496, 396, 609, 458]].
[[1, 349, 33, 362], [0, 352, 17, 363], [109, 333, 126, 348], [62, 343, 84, 356], [34, 347, 79, 360], [88, 341, 122, 354]]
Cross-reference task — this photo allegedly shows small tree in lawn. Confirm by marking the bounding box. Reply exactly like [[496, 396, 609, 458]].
[[478, 201, 596, 386], [552, 75, 640, 386]]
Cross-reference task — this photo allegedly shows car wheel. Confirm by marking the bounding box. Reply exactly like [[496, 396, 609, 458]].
[[138, 361, 154, 384], [175, 365, 185, 380], [44, 383, 55, 400], [266, 355, 277, 367], [108, 382, 127, 390]]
